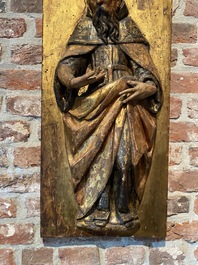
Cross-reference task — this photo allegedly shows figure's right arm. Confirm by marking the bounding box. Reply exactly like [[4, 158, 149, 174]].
[[56, 55, 89, 89], [57, 63, 76, 88], [57, 58, 105, 90], [54, 55, 105, 112], [54, 56, 88, 113]]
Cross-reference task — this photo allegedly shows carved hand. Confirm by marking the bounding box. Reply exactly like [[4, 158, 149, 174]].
[[119, 80, 157, 104], [70, 68, 106, 89]]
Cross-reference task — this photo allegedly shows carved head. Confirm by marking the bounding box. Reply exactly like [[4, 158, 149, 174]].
[[87, 0, 122, 16], [86, 0, 124, 44]]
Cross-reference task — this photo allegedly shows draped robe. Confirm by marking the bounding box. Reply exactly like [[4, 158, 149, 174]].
[[54, 9, 162, 220]]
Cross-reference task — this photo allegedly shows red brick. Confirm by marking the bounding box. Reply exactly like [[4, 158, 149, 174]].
[[0, 223, 34, 244], [0, 173, 40, 193], [167, 221, 198, 242], [11, 44, 42, 65], [194, 248, 198, 260], [168, 195, 189, 216], [105, 247, 145, 265], [169, 122, 198, 142], [0, 147, 9, 168], [187, 98, 198, 119], [184, 0, 198, 18], [0, 18, 26, 38], [59, 247, 100, 265], [0, 249, 15, 265], [171, 48, 178, 67], [11, 0, 42, 13], [35, 18, 42, 38], [172, 23, 197, 43], [0, 69, 41, 90], [183, 48, 198, 67], [169, 144, 182, 166], [189, 147, 198, 167], [149, 248, 185, 265], [194, 195, 198, 215], [170, 96, 182, 119], [6, 96, 41, 117], [0, 121, 30, 143], [0, 198, 17, 218], [25, 197, 40, 217], [22, 248, 53, 265], [171, 73, 198, 93], [14, 147, 40, 168], [169, 170, 198, 192]]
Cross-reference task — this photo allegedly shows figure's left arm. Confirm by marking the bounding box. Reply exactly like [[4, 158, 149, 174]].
[[119, 60, 162, 114]]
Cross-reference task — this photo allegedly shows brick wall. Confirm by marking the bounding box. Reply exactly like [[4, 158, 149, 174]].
[[0, 0, 198, 264]]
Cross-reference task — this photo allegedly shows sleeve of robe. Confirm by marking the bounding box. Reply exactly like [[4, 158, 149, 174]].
[[54, 54, 90, 112]]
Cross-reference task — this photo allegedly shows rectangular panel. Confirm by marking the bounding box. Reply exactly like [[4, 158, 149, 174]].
[[41, 0, 172, 238]]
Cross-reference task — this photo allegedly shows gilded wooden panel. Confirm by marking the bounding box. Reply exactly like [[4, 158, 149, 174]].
[[41, 0, 172, 237]]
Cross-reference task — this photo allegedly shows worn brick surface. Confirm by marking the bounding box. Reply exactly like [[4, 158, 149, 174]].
[[59, 247, 100, 265], [168, 195, 189, 216], [169, 144, 183, 166], [170, 96, 182, 119], [183, 48, 198, 67], [171, 72, 198, 93], [0, 121, 30, 142], [194, 195, 198, 215], [11, 0, 42, 13], [0, 173, 40, 193], [6, 96, 41, 117], [167, 221, 198, 242], [189, 146, 198, 167], [0, 223, 34, 244], [25, 197, 40, 217], [0, 249, 15, 265], [0, 69, 41, 90], [0, 43, 2, 60], [172, 23, 197, 43], [11, 44, 42, 65], [169, 170, 198, 192], [105, 247, 145, 265], [14, 147, 40, 168], [194, 248, 198, 260], [22, 248, 53, 265], [169, 122, 198, 142], [187, 98, 198, 119], [0, 18, 26, 38], [171, 48, 178, 67], [149, 248, 185, 265], [184, 0, 198, 18], [35, 18, 42, 37], [0, 198, 17, 218]]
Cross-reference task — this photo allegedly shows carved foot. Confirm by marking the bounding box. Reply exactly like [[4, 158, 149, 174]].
[[94, 209, 110, 227], [77, 209, 110, 228], [117, 211, 139, 228], [125, 218, 140, 229]]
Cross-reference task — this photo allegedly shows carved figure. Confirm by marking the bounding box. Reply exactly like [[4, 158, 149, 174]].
[[54, 0, 162, 233]]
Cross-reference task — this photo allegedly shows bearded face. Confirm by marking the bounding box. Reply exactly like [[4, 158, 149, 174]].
[[87, 0, 122, 44]]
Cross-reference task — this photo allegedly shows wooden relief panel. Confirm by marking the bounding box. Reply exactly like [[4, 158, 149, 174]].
[[41, 0, 172, 237]]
